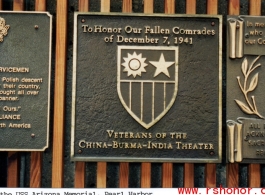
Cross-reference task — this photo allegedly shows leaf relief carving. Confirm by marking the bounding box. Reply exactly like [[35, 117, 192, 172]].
[[247, 73, 258, 92], [234, 99, 254, 115], [241, 58, 248, 76]]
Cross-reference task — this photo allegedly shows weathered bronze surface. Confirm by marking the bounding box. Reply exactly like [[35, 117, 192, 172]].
[[227, 15, 265, 163], [72, 13, 222, 162], [0, 12, 52, 151]]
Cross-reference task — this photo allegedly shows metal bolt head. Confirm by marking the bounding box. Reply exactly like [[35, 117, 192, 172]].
[[236, 24, 240, 29], [209, 151, 215, 155], [31, 133, 35, 138], [34, 25, 39, 29], [245, 33, 249, 38], [78, 150, 82, 154], [81, 19, 85, 23], [211, 22, 215, 26]]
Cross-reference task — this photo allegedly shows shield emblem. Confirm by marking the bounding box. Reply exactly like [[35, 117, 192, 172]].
[[117, 46, 178, 129]]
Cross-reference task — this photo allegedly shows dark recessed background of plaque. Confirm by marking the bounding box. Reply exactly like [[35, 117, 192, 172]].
[[0, 12, 51, 151], [72, 13, 221, 162]]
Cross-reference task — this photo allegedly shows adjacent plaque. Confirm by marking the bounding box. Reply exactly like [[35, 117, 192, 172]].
[[227, 16, 265, 163], [72, 13, 222, 162], [0, 12, 52, 151]]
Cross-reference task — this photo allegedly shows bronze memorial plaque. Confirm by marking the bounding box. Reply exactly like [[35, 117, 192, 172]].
[[72, 13, 222, 162], [0, 12, 52, 151], [227, 16, 265, 163]]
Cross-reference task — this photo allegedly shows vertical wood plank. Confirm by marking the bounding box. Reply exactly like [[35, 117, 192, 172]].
[[226, 0, 240, 188], [29, 0, 46, 188], [140, 0, 154, 188], [52, 0, 67, 188], [207, 0, 218, 15], [79, 0, 89, 11], [101, 0, 110, 12], [205, 164, 216, 187], [183, 1, 196, 188], [227, 163, 239, 187], [161, 0, 174, 187], [249, 0, 261, 16], [13, 0, 24, 11], [7, 152, 19, 187], [184, 163, 194, 187], [144, 0, 153, 14], [205, 0, 217, 188], [119, 162, 129, 188], [117, 0, 132, 188], [74, 1, 88, 188], [7, 0, 24, 188], [248, 1, 261, 188], [186, 0, 196, 14], [141, 163, 151, 188], [122, 0, 132, 13], [0, 0, 2, 10], [30, 152, 43, 188], [35, 0, 46, 11], [228, 0, 239, 15], [75, 162, 86, 188], [248, 164, 260, 187], [164, 0, 175, 14], [97, 162, 107, 188], [94, 1, 110, 189], [162, 163, 173, 187]]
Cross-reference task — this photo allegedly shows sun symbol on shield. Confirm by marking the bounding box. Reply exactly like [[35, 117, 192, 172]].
[[122, 52, 148, 78]]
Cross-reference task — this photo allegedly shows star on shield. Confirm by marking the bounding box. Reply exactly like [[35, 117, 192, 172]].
[[149, 53, 175, 77], [117, 46, 179, 129]]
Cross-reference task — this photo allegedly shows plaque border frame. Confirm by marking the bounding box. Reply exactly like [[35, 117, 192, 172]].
[[71, 12, 223, 163], [0, 11, 52, 151]]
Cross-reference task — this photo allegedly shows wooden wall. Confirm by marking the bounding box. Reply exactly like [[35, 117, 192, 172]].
[[0, 0, 264, 188]]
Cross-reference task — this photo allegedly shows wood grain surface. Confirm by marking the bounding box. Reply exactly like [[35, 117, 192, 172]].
[[205, 0, 218, 188], [207, 0, 218, 15], [161, 0, 175, 188], [228, 0, 239, 15], [30, 152, 43, 188], [7, 0, 24, 188], [97, 162, 107, 188], [101, 0, 110, 13], [116, 0, 133, 188], [119, 162, 129, 188], [144, 0, 153, 14], [140, 0, 154, 188], [52, 0, 68, 187], [7, 152, 19, 187], [13, 0, 24, 11], [74, 0, 88, 188], [227, 163, 239, 187], [123, 0, 132, 13], [183, 1, 196, 188], [35, 0, 46, 11], [248, 0, 261, 188], [141, 163, 151, 188], [184, 163, 194, 187], [205, 164, 216, 187], [29, 0, 46, 188], [165, 0, 175, 14], [226, 0, 240, 188], [79, 0, 89, 12], [186, 0, 196, 14]]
